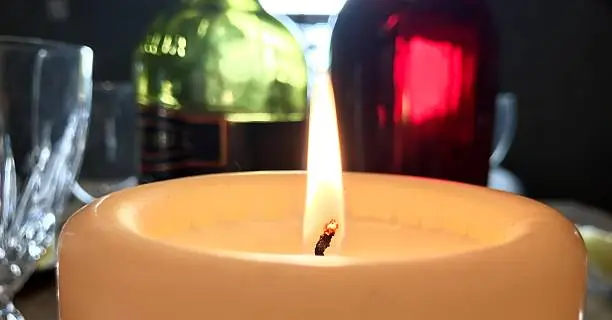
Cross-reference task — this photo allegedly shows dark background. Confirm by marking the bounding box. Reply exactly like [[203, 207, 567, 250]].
[[491, 0, 612, 211], [1, 0, 611, 211]]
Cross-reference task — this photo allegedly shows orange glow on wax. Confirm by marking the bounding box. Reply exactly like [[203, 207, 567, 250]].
[[302, 73, 346, 252]]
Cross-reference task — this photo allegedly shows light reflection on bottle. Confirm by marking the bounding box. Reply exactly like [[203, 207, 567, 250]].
[[143, 34, 187, 58]]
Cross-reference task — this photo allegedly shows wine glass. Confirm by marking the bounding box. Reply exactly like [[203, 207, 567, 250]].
[[71, 82, 138, 205], [37, 82, 138, 272], [0, 37, 93, 319]]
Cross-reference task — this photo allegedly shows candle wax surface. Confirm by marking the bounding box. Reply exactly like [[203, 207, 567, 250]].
[[164, 217, 486, 259], [59, 173, 588, 320]]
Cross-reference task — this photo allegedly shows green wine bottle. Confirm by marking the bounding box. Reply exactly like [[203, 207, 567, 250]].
[[135, 0, 308, 183]]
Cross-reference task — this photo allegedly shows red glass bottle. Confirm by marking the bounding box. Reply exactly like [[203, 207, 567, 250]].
[[330, 0, 498, 186]]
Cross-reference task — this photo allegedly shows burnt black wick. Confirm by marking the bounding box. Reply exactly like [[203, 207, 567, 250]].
[[314, 219, 339, 256]]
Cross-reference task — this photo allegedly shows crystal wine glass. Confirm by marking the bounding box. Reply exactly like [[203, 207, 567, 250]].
[[71, 82, 138, 205], [0, 37, 93, 319]]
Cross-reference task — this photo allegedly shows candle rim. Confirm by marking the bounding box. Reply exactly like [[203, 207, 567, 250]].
[[112, 208, 573, 268], [108, 218, 565, 268], [85, 171, 582, 268]]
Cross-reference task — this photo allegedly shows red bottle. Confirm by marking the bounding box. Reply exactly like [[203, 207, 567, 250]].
[[330, 0, 498, 186]]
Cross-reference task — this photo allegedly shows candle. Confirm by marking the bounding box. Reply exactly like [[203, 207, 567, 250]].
[[58, 75, 587, 320]]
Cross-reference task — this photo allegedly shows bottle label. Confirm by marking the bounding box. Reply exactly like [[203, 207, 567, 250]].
[[139, 105, 227, 182]]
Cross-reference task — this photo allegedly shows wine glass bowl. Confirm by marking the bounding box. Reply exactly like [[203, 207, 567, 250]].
[[71, 82, 138, 205], [0, 37, 93, 319]]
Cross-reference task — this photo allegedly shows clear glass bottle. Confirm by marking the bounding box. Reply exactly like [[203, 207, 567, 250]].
[[135, 0, 308, 183]]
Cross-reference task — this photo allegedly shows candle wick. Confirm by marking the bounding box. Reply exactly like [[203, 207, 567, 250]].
[[314, 219, 339, 256]]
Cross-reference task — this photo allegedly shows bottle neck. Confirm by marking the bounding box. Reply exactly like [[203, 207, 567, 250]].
[[184, 0, 263, 11]]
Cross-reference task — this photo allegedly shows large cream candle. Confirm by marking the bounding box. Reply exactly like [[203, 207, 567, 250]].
[[58, 75, 586, 320]]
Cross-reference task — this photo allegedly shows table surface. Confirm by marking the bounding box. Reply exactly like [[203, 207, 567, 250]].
[[14, 200, 612, 320]]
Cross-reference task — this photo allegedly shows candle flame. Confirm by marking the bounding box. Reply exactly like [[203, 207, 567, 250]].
[[303, 73, 345, 253]]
